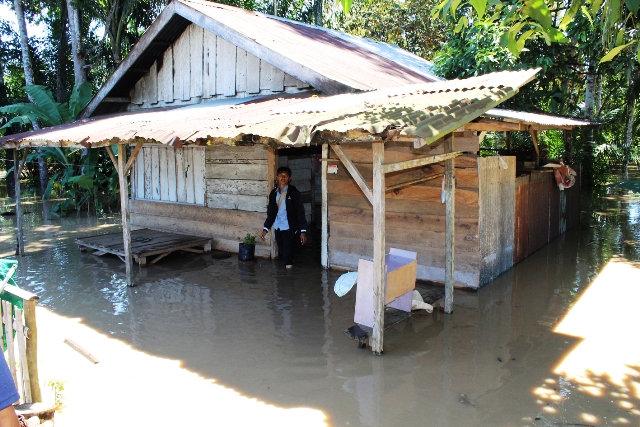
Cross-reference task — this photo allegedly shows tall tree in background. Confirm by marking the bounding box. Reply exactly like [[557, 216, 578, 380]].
[[11, 0, 50, 196], [66, 0, 87, 84]]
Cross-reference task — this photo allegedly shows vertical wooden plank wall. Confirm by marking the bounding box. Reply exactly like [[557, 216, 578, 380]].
[[326, 136, 483, 289], [130, 144, 273, 257], [134, 145, 206, 205], [513, 174, 530, 264], [478, 156, 515, 285], [129, 24, 310, 110], [512, 167, 581, 262]]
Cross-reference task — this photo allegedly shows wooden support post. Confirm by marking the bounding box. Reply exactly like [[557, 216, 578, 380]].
[[117, 144, 134, 286], [371, 141, 385, 355], [14, 149, 28, 256], [124, 142, 144, 175], [529, 129, 540, 169], [105, 146, 117, 169], [267, 146, 278, 259], [321, 144, 329, 268], [444, 136, 455, 314], [23, 298, 41, 402]]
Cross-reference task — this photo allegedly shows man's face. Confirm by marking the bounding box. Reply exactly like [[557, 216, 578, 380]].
[[278, 171, 291, 188]]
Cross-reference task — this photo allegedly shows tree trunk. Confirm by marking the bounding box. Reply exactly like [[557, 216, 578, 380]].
[[56, 4, 69, 103], [314, 0, 322, 25], [66, 0, 87, 85], [14, 0, 49, 198], [13, 0, 35, 87], [582, 63, 597, 187], [623, 64, 640, 180]]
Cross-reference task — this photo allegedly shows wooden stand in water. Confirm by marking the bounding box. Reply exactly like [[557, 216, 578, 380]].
[[76, 228, 212, 266]]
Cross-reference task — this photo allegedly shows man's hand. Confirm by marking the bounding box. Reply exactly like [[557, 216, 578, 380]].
[[260, 230, 267, 241], [300, 232, 307, 245]]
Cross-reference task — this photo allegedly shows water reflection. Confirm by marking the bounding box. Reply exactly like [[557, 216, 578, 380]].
[[0, 178, 637, 426]]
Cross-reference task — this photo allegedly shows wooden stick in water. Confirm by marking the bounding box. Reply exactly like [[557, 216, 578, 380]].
[[64, 338, 100, 364]]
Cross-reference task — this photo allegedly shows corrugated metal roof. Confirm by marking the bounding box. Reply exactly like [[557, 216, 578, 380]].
[[84, 0, 441, 117], [0, 69, 539, 149], [483, 108, 596, 128], [179, 0, 434, 91]]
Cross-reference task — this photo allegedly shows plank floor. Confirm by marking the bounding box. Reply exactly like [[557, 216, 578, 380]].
[[76, 228, 212, 266]]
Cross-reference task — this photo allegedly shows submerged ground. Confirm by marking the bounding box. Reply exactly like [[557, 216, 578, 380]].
[[0, 178, 638, 427]]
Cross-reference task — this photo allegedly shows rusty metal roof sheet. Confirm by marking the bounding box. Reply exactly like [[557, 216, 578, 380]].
[[0, 69, 540, 149], [483, 108, 596, 128], [83, 0, 441, 117], [178, 0, 434, 90]]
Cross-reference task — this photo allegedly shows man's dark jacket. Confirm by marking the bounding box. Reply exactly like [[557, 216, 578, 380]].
[[263, 185, 308, 234]]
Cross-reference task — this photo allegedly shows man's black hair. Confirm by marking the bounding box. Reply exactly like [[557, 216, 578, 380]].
[[277, 166, 292, 177]]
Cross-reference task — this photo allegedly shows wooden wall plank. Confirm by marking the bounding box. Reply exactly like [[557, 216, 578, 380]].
[[184, 148, 195, 203], [136, 148, 145, 198], [166, 148, 177, 202], [329, 193, 478, 217], [207, 194, 267, 212], [131, 79, 143, 105], [176, 148, 187, 202], [205, 144, 267, 161], [158, 47, 173, 103], [260, 60, 275, 90], [189, 24, 204, 99], [206, 162, 268, 180], [284, 73, 298, 87], [159, 147, 169, 201], [203, 30, 217, 98], [206, 179, 269, 196], [270, 67, 284, 92], [216, 37, 236, 97], [235, 48, 247, 93], [144, 147, 152, 199], [246, 53, 261, 94], [194, 147, 206, 205], [173, 28, 191, 101], [151, 146, 161, 200], [132, 199, 265, 227], [143, 61, 158, 105], [514, 174, 530, 264], [329, 205, 479, 234]]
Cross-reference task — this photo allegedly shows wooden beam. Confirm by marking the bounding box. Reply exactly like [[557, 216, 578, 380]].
[[14, 148, 28, 256], [330, 144, 373, 205], [105, 146, 117, 169], [321, 144, 329, 268], [102, 97, 131, 103], [371, 141, 385, 355], [23, 298, 41, 402], [382, 151, 463, 174], [124, 142, 144, 175], [267, 146, 278, 259], [117, 144, 134, 286], [385, 173, 444, 192], [463, 119, 525, 131], [444, 136, 455, 314], [529, 129, 540, 169]]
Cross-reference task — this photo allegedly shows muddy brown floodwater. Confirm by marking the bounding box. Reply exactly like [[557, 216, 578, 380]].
[[0, 183, 638, 427]]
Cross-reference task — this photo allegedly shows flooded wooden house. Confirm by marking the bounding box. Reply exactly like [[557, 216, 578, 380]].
[[0, 0, 591, 352]]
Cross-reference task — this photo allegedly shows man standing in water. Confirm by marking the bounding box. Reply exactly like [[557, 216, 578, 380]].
[[260, 166, 307, 268]]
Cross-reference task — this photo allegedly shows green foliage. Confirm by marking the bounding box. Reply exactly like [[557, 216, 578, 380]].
[[0, 82, 93, 135], [45, 379, 66, 408], [26, 147, 120, 216], [242, 233, 257, 245], [325, 0, 450, 59]]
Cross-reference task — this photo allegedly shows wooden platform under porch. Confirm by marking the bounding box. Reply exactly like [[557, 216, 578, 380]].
[[76, 228, 212, 266]]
